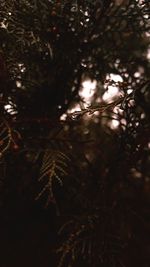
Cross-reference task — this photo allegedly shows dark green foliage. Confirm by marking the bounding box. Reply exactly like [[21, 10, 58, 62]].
[[0, 1, 150, 267]]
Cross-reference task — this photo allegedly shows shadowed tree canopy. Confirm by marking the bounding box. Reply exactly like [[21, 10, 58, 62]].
[[0, 1, 150, 267]]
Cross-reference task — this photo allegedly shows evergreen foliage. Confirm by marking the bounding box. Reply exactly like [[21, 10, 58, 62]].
[[0, 1, 150, 266]]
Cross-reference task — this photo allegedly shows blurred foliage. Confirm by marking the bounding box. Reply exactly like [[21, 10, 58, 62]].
[[0, 0, 150, 267]]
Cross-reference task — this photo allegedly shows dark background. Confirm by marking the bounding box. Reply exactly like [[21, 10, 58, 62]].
[[0, 1, 150, 266]]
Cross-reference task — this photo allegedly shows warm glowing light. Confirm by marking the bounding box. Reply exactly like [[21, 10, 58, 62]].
[[60, 74, 123, 124], [16, 81, 22, 88], [102, 74, 123, 103], [60, 114, 67, 121], [134, 72, 140, 78], [102, 85, 119, 102], [68, 104, 81, 114], [109, 74, 123, 83], [60, 79, 97, 120], [18, 63, 26, 73], [147, 48, 150, 60], [79, 79, 97, 106], [127, 89, 133, 94], [4, 104, 17, 115], [0, 21, 7, 29], [110, 119, 119, 129]]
